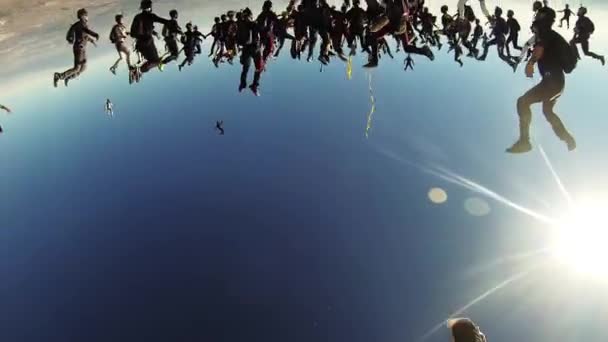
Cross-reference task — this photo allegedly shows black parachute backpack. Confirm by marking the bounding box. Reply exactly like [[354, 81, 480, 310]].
[[554, 30, 578, 74]]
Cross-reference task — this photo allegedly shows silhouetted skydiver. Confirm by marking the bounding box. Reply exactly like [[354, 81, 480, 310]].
[[237, 7, 263, 96], [558, 4, 572, 29], [505, 10, 522, 57], [130, 0, 170, 75], [315, 1, 333, 64], [105, 99, 114, 117], [516, 1, 555, 67], [0, 104, 11, 134], [329, 5, 349, 61], [346, 0, 367, 56], [290, 5, 307, 59], [216, 121, 225, 135], [53, 8, 99, 87], [470, 18, 483, 52], [160, 9, 183, 67], [571, 7, 605, 66], [178, 23, 197, 71], [274, 12, 294, 58], [216, 11, 239, 66], [404, 53, 414, 71], [448, 318, 487, 342], [109, 14, 132, 75], [193, 26, 204, 54], [257, 1, 279, 65], [507, 27, 576, 154], [216, 14, 229, 62], [206, 17, 221, 57], [477, 7, 517, 71]]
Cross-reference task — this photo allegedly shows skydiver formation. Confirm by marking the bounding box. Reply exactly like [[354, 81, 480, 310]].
[[39, 0, 607, 152]]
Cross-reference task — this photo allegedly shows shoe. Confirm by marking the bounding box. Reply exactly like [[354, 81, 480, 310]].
[[158, 62, 165, 72], [53, 73, 60, 88], [506, 139, 532, 154], [249, 85, 260, 96], [239, 82, 246, 92], [423, 46, 435, 61], [110, 67, 117, 75], [363, 60, 378, 68], [318, 55, 329, 65], [128, 70, 134, 84], [564, 135, 577, 151], [178, 65, 183, 72], [64, 78, 69, 87], [600, 56, 605, 66]]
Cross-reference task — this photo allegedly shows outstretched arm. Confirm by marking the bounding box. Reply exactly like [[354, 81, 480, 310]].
[[0, 105, 11, 113]]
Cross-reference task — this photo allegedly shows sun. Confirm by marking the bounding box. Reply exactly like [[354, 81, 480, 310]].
[[552, 199, 608, 278]]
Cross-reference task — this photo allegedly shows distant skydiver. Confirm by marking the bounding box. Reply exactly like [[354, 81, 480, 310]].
[[105, 99, 114, 117], [404, 54, 415, 71], [54, 8, 99, 87], [0, 104, 11, 134], [215, 120, 225, 135], [558, 4, 572, 29]]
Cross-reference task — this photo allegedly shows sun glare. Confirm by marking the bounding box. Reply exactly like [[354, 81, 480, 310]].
[[553, 199, 608, 278]]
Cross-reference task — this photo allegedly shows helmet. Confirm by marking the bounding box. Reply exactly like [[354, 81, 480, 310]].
[[140, 0, 152, 10], [77, 8, 88, 19], [441, 5, 448, 13], [533, 1, 543, 12], [115, 14, 123, 22], [263, 0, 273, 10], [186, 22, 193, 29], [494, 7, 503, 16], [243, 7, 252, 16], [170, 9, 178, 18], [227, 10, 236, 18], [507, 9, 514, 17], [578, 6, 587, 16]]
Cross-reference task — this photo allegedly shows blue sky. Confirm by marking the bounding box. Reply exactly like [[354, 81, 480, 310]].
[[2, 1, 608, 341]]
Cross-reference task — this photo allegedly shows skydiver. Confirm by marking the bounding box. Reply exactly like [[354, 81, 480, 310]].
[[273, 11, 295, 58], [105, 99, 114, 117], [558, 4, 572, 29], [0, 104, 11, 134], [237, 7, 263, 96], [505, 10, 522, 57], [257, 0, 279, 64], [290, 4, 307, 60], [447, 318, 487, 342], [346, 0, 367, 56], [404, 54, 414, 71], [571, 6, 605, 66], [470, 18, 483, 55], [507, 23, 576, 154], [193, 26, 204, 55], [109, 14, 133, 75], [216, 120, 225, 135], [477, 7, 517, 71], [53, 8, 99, 87], [130, 0, 171, 76], [160, 9, 183, 67], [329, 4, 349, 61], [178, 22, 197, 71], [206, 17, 221, 57]]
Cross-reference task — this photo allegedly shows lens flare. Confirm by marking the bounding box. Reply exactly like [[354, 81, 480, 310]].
[[553, 199, 608, 279]]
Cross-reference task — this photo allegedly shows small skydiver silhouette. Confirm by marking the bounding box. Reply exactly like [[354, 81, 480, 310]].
[[404, 54, 415, 71], [215, 120, 225, 135], [105, 99, 114, 117], [0, 104, 12, 134]]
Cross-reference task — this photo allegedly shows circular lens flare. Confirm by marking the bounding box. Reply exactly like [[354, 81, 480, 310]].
[[553, 199, 608, 278]]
